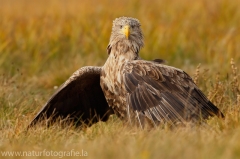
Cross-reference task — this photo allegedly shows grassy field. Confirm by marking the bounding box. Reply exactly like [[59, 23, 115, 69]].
[[0, 0, 240, 158]]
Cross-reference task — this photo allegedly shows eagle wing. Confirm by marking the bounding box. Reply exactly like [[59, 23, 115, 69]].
[[28, 66, 113, 128], [123, 60, 224, 127]]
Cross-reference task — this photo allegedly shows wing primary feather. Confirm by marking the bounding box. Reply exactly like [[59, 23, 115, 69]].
[[135, 87, 148, 110], [144, 109, 157, 127], [150, 107, 162, 121], [161, 97, 185, 123], [124, 75, 137, 93], [157, 103, 172, 121], [127, 95, 132, 124], [131, 93, 140, 111], [136, 111, 143, 129]]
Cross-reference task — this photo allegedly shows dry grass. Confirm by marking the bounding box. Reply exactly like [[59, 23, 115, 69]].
[[0, 0, 240, 158]]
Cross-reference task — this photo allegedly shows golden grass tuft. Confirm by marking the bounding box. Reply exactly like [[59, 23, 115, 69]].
[[0, 0, 240, 158]]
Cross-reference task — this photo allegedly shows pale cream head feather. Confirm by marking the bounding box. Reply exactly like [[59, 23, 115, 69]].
[[107, 17, 144, 54]]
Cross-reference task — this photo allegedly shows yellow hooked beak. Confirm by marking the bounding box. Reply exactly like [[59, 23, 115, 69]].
[[122, 25, 130, 39]]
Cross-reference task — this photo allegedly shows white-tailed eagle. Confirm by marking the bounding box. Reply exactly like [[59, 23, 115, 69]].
[[28, 17, 224, 129]]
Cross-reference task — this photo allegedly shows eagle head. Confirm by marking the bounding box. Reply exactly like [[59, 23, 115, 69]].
[[107, 17, 144, 54]]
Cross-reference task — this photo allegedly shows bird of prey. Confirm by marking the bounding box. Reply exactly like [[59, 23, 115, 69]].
[[29, 17, 224, 129]]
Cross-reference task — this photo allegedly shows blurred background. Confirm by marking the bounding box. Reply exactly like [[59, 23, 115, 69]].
[[0, 1, 240, 158], [0, 0, 239, 110]]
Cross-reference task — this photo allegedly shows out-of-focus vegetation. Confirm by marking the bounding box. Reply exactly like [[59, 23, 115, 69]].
[[0, 0, 239, 158]]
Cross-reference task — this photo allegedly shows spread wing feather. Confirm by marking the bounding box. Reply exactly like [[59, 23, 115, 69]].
[[28, 66, 113, 128], [123, 60, 224, 127]]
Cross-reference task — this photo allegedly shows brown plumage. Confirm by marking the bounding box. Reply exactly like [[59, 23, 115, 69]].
[[28, 67, 113, 127], [29, 17, 224, 129]]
